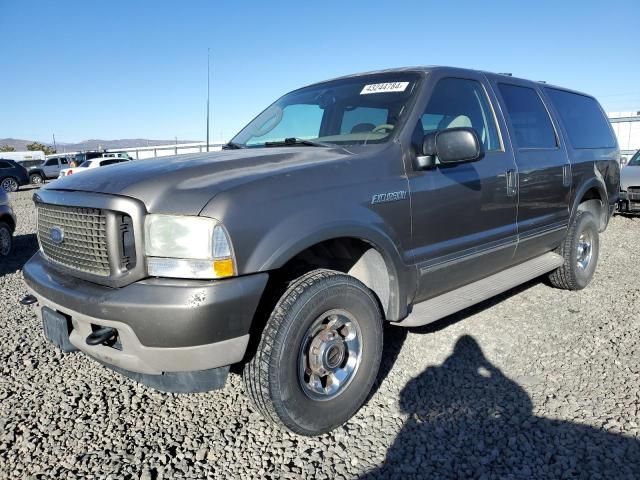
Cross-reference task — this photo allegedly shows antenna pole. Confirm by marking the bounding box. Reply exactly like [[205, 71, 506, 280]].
[[206, 48, 210, 152]]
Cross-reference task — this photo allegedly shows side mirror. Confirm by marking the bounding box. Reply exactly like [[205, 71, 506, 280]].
[[436, 127, 484, 164], [415, 127, 484, 170]]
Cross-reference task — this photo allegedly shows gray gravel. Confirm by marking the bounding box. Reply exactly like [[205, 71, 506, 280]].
[[1, 187, 639, 479]]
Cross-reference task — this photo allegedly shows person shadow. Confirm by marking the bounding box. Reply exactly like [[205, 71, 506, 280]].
[[362, 335, 640, 479]]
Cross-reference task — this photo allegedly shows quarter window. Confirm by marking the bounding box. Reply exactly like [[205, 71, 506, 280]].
[[545, 88, 616, 149], [419, 78, 501, 151], [498, 84, 557, 149]]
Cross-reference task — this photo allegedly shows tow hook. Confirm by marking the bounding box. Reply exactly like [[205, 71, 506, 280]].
[[20, 294, 38, 306], [86, 327, 117, 346]]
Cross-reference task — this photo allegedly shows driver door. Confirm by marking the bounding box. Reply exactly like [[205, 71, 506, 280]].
[[407, 73, 519, 302]]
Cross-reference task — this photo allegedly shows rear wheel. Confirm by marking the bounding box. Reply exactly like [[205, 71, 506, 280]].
[[548, 210, 599, 290], [30, 173, 44, 185], [0, 221, 13, 257], [243, 269, 383, 435], [1, 177, 19, 192]]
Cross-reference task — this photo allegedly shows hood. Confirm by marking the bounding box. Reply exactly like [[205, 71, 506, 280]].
[[621, 165, 640, 191], [45, 147, 352, 215]]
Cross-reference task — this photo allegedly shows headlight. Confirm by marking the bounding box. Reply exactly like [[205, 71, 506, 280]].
[[144, 215, 235, 279]]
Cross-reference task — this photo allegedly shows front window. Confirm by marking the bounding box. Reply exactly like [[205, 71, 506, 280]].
[[231, 73, 421, 148], [629, 151, 640, 166]]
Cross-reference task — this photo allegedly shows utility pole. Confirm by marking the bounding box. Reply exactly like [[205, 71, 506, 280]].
[[52, 133, 57, 152], [206, 48, 211, 152]]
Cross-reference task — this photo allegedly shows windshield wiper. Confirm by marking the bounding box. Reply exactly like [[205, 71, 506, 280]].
[[264, 137, 333, 148], [221, 142, 245, 150]]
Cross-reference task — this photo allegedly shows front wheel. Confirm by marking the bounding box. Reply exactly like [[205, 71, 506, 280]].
[[30, 173, 44, 185], [0, 221, 13, 257], [243, 269, 383, 436], [1, 177, 19, 193], [548, 210, 600, 290]]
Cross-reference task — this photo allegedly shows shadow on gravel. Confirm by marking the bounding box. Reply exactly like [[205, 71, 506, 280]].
[[362, 335, 640, 479], [0, 233, 38, 277], [371, 279, 541, 398]]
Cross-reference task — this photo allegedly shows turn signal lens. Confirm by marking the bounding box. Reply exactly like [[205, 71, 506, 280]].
[[213, 258, 235, 278]]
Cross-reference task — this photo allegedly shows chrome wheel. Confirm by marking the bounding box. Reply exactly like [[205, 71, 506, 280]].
[[576, 230, 593, 270], [1, 178, 18, 192], [298, 309, 362, 401], [30, 174, 43, 185], [0, 226, 12, 256]]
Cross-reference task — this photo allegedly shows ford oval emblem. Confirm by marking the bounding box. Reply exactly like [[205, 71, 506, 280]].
[[50, 226, 64, 245]]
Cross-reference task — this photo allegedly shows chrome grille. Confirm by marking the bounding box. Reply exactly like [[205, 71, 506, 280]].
[[37, 203, 110, 276], [628, 187, 640, 201]]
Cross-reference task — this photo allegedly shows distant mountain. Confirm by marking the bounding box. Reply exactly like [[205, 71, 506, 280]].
[[0, 138, 201, 152]]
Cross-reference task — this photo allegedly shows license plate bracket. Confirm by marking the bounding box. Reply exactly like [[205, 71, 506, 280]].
[[42, 307, 77, 352]]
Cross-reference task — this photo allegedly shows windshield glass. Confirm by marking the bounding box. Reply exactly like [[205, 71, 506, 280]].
[[231, 73, 421, 147], [629, 150, 640, 166]]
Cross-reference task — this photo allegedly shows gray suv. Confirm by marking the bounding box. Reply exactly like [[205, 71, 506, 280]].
[[23, 67, 620, 435]]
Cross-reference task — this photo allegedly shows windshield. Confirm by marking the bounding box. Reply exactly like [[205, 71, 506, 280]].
[[629, 150, 640, 166], [230, 73, 421, 148]]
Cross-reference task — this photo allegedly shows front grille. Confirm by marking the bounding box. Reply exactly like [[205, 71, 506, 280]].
[[37, 203, 110, 276], [628, 187, 640, 201]]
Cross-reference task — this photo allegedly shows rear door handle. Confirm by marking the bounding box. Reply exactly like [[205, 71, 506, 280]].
[[506, 169, 517, 197], [562, 164, 571, 187]]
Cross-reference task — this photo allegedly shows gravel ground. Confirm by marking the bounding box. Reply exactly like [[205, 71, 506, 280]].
[[1, 188, 640, 479]]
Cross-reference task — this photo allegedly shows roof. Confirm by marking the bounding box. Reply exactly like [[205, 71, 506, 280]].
[[301, 66, 593, 99]]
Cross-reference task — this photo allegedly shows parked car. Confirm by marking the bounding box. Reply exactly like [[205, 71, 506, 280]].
[[0, 188, 16, 258], [618, 149, 640, 213], [38, 155, 71, 182], [23, 67, 619, 435], [58, 157, 131, 178], [0, 159, 29, 192], [16, 159, 46, 185]]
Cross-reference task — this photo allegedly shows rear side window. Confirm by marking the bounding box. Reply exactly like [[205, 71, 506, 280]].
[[0, 161, 11, 169], [498, 84, 557, 149], [545, 88, 616, 149]]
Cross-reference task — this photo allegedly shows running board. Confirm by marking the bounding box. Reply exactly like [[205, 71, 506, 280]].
[[396, 252, 564, 327]]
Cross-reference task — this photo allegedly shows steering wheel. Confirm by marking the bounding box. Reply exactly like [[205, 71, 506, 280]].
[[371, 124, 395, 134]]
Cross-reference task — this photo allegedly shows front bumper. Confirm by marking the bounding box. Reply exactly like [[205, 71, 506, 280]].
[[618, 191, 640, 212], [24, 252, 268, 387]]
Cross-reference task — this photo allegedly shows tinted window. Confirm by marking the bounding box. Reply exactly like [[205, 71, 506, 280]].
[[61, 158, 68, 164], [100, 159, 119, 166], [246, 104, 324, 145], [545, 88, 616, 149], [0, 161, 10, 169], [420, 78, 501, 151], [498, 84, 557, 149], [340, 107, 389, 134]]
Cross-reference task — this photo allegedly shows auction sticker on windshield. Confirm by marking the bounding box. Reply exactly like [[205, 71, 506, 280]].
[[360, 82, 409, 94]]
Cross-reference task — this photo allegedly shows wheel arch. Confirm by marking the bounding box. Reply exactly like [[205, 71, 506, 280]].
[[254, 225, 411, 321], [571, 178, 608, 232]]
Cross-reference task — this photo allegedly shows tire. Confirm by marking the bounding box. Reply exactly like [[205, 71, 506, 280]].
[[30, 173, 44, 185], [244, 269, 384, 436], [0, 221, 13, 257], [548, 210, 599, 290], [0, 177, 19, 193]]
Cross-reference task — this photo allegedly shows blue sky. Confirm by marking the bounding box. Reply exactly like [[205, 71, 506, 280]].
[[1, 0, 639, 143]]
